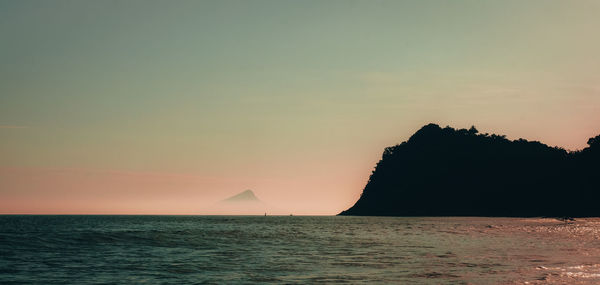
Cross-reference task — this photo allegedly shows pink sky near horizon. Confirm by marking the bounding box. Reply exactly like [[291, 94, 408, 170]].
[[0, 161, 369, 215]]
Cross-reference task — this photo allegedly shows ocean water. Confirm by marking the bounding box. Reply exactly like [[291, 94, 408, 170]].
[[1, 216, 600, 284]]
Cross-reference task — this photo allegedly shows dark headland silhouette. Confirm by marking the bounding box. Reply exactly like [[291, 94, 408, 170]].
[[340, 124, 600, 217]]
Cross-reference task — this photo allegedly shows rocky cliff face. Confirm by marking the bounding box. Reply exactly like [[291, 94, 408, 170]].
[[340, 124, 600, 217]]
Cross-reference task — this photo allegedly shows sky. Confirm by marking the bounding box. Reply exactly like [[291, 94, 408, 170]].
[[1, 0, 600, 214]]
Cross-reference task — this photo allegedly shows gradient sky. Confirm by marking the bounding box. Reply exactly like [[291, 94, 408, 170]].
[[2, 0, 600, 214]]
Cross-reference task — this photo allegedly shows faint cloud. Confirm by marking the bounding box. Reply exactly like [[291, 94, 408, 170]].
[[0, 125, 29, 129], [482, 87, 521, 95], [358, 71, 419, 86]]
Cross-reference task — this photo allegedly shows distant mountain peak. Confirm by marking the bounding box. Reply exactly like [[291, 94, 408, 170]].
[[222, 189, 260, 203], [206, 189, 286, 215]]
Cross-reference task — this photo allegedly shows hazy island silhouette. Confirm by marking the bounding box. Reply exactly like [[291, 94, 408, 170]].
[[340, 123, 600, 217], [203, 189, 287, 215]]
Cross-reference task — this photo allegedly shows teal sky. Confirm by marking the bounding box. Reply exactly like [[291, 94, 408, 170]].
[[1, 0, 600, 214]]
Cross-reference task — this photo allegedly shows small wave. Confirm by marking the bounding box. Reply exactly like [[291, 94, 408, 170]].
[[408, 271, 460, 279]]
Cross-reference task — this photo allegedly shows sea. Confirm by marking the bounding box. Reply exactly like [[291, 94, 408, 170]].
[[1, 216, 600, 284]]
